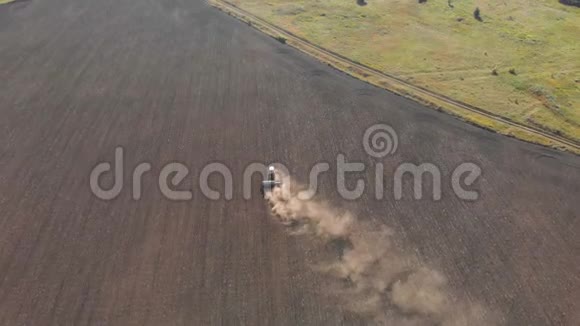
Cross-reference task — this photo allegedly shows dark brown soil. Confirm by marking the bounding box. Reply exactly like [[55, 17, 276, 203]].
[[0, 0, 578, 324]]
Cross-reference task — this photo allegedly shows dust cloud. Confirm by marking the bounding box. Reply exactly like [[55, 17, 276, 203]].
[[266, 172, 498, 325]]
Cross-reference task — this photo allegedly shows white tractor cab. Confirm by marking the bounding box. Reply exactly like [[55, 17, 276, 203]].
[[261, 165, 281, 196]]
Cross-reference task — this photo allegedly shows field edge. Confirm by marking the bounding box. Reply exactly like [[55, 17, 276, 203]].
[[209, 0, 580, 155]]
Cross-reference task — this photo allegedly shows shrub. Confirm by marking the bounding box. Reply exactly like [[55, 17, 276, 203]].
[[275, 36, 287, 44], [560, 0, 580, 7], [474, 7, 483, 21]]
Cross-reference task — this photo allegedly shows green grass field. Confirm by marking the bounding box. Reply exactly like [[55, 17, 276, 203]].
[[234, 0, 580, 142]]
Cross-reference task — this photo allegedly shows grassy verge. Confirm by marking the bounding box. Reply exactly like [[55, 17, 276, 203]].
[[228, 0, 580, 149]]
